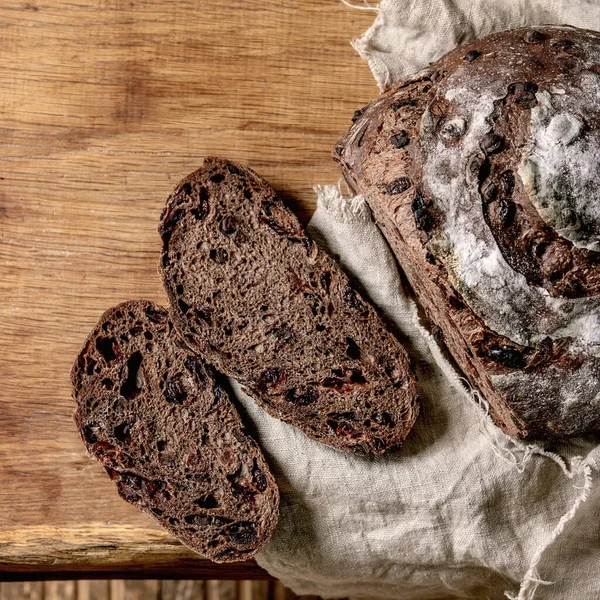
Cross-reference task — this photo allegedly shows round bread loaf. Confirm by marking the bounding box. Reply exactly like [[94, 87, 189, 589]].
[[336, 25, 600, 439]]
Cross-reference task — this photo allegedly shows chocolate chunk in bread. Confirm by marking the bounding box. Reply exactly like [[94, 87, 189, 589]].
[[71, 300, 279, 563], [335, 25, 600, 439], [158, 157, 419, 455]]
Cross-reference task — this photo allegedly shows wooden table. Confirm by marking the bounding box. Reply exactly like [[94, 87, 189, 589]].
[[0, 0, 376, 579]]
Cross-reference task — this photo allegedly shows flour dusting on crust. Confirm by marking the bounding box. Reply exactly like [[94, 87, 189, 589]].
[[422, 32, 600, 352], [335, 25, 600, 437]]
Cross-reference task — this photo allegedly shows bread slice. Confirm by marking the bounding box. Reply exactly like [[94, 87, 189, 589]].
[[158, 157, 419, 455], [71, 300, 279, 563]]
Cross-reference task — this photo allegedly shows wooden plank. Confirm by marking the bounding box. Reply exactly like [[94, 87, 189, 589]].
[[0, 0, 376, 575], [272, 581, 294, 600], [0, 583, 43, 600], [219, 581, 236, 600], [110, 580, 160, 600], [77, 580, 110, 600], [44, 581, 76, 599], [206, 581, 219, 600], [161, 580, 205, 600], [0, 525, 270, 579], [237, 581, 252, 600], [252, 581, 270, 600], [206, 580, 236, 600]]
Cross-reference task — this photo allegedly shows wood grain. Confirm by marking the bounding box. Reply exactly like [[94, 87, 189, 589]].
[[110, 580, 160, 600], [207, 581, 236, 600], [0, 525, 271, 579], [237, 581, 252, 600], [0, 580, 325, 599], [162, 580, 206, 600], [0, 0, 376, 577], [251, 581, 270, 600]]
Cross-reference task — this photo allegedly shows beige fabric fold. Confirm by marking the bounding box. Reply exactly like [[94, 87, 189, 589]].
[[350, 0, 600, 90]]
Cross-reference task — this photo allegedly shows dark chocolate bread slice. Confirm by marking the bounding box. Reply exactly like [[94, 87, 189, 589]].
[[71, 300, 279, 563], [158, 157, 419, 455]]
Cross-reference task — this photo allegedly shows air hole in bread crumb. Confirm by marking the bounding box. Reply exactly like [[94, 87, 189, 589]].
[[82, 423, 99, 444], [346, 337, 361, 360], [96, 337, 117, 363], [114, 421, 132, 442], [194, 494, 219, 509], [178, 299, 191, 313], [120, 351, 143, 400]]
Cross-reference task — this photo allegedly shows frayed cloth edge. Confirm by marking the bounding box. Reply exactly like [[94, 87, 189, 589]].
[[504, 458, 594, 600], [313, 183, 374, 224], [341, 0, 390, 91]]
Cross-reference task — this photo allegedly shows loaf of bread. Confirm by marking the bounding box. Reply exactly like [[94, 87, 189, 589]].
[[71, 300, 279, 562], [158, 157, 419, 454], [335, 25, 600, 439]]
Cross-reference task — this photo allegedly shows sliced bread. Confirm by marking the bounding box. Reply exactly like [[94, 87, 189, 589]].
[[158, 157, 419, 454], [71, 300, 279, 562]]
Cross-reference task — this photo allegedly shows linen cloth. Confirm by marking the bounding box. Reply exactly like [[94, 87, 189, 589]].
[[349, 0, 600, 91], [232, 2, 600, 598]]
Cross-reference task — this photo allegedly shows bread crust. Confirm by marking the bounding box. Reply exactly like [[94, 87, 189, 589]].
[[335, 26, 600, 439]]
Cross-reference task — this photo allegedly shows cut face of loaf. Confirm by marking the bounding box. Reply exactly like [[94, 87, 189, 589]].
[[158, 157, 419, 455], [71, 300, 279, 563], [335, 25, 600, 439]]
